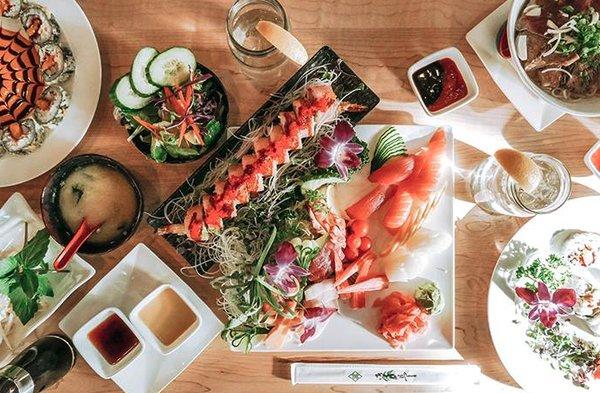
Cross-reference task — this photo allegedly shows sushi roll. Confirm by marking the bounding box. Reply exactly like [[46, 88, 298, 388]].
[[1, 119, 45, 155], [20, 4, 60, 44], [0, 0, 21, 18], [34, 85, 69, 125], [39, 43, 75, 84]]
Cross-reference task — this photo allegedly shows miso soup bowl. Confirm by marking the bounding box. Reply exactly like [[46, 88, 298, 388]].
[[507, 0, 600, 117], [40, 154, 144, 254]]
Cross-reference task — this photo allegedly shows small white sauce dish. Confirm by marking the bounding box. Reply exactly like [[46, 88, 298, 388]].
[[130, 284, 201, 355], [584, 140, 600, 179], [407, 46, 479, 117], [73, 307, 145, 379]]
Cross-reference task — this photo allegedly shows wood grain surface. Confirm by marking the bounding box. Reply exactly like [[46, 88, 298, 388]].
[[1, 0, 599, 391]]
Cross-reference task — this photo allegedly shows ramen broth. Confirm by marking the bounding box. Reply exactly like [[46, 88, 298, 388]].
[[59, 164, 138, 244]]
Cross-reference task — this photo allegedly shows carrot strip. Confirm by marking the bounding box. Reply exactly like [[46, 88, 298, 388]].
[[177, 121, 187, 146], [337, 275, 389, 295], [333, 251, 374, 287], [132, 116, 160, 138], [188, 119, 204, 146], [350, 254, 375, 309]]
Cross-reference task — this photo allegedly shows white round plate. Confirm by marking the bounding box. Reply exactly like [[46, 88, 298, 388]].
[[488, 196, 600, 393], [0, 0, 101, 187]]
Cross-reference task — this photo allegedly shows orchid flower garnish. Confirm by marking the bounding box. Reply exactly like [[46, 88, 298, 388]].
[[264, 242, 309, 296], [294, 307, 336, 343], [515, 281, 576, 329], [315, 121, 364, 179]]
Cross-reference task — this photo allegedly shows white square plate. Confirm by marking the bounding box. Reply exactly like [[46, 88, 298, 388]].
[[466, 1, 564, 132], [0, 192, 95, 363], [239, 125, 456, 358], [59, 244, 223, 393]]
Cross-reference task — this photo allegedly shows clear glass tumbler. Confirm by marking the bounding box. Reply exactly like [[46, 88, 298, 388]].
[[227, 0, 291, 82], [469, 153, 572, 217]]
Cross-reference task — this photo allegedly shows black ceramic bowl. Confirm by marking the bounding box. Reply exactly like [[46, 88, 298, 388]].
[[40, 154, 144, 254], [119, 63, 229, 164]]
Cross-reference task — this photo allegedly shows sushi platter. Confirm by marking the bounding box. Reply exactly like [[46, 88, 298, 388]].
[[0, 0, 600, 392]]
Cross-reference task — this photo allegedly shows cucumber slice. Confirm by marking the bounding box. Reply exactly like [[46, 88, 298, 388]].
[[110, 75, 152, 110], [130, 47, 160, 96], [147, 47, 197, 87], [370, 126, 407, 173]]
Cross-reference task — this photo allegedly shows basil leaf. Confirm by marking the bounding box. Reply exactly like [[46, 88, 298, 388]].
[[203, 119, 222, 148], [0, 277, 15, 294], [37, 275, 54, 298], [0, 257, 18, 278], [20, 269, 38, 298], [8, 287, 38, 325], [15, 229, 50, 269]]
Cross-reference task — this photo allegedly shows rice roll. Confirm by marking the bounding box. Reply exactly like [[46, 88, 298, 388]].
[[1, 119, 44, 154], [20, 4, 60, 44], [0, 0, 21, 18], [39, 43, 74, 84], [34, 85, 68, 124]]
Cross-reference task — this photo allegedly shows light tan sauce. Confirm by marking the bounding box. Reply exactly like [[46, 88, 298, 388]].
[[139, 287, 198, 347], [58, 164, 138, 244]]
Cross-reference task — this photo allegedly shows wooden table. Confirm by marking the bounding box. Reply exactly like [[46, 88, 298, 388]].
[[2, 0, 599, 391]]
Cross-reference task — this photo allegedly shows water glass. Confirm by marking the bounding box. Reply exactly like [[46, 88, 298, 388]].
[[469, 153, 571, 217]]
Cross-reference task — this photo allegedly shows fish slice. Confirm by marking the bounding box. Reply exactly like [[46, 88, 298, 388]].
[[255, 21, 309, 66]]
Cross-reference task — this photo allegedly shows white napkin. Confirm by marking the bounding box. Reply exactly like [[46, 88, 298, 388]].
[[291, 363, 481, 386]]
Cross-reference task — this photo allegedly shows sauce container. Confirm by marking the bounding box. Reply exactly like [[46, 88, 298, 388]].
[[130, 285, 201, 355], [73, 308, 144, 379], [408, 47, 479, 117], [585, 140, 600, 179]]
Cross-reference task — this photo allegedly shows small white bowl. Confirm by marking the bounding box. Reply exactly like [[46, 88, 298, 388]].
[[129, 284, 201, 355], [407, 47, 479, 117], [585, 140, 600, 179], [73, 307, 144, 379]]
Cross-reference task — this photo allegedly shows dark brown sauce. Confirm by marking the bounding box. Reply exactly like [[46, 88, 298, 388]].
[[87, 313, 139, 365]]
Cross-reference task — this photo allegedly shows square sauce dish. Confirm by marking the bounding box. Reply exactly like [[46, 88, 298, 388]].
[[73, 307, 145, 379], [130, 284, 201, 355], [408, 47, 479, 117]]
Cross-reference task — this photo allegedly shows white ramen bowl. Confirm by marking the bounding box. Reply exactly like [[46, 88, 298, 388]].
[[507, 0, 600, 117]]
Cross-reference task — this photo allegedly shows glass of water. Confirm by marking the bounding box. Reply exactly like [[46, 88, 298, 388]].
[[469, 153, 572, 217], [227, 0, 291, 82]]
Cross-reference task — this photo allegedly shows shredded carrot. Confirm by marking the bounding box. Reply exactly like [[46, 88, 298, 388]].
[[132, 116, 160, 138], [350, 254, 375, 309], [188, 119, 204, 146]]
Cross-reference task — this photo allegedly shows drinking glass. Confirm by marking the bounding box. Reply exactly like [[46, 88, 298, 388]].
[[227, 0, 291, 82], [469, 153, 571, 217]]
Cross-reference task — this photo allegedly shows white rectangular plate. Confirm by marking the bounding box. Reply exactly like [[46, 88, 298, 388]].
[[0, 192, 95, 364], [466, 1, 564, 132], [236, 125, 455, 357], [59, 244, 223, 393]]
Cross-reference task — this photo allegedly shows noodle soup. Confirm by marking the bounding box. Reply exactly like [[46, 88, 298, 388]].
[[515, 0, 600, 102]]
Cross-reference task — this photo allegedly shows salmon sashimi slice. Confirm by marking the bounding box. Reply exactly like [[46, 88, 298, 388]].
[[346, 184, 392, 220], [3, 80, 44, 104], [3, 69, 43, 83], [383, 190, 413, 229], [368, 155, 415, 185], [5, 47, 40, 72], [1, 33, 33, 63]]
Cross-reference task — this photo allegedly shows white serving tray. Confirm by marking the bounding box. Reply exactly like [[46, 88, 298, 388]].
[[59, 244, 223, 393], [237, 125, 456, 358], [466, 0, 564, 132], [0, 192, 95, 364]]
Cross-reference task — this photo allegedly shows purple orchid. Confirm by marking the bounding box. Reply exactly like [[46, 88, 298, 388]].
[[294, 307, 336, 343], [315, 121, 364, 179], [515, 282, 576, 329], [264, 242, 309, 296]]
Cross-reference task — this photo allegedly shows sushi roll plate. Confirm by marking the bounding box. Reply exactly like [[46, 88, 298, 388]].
[[0, 0, 101, 187]]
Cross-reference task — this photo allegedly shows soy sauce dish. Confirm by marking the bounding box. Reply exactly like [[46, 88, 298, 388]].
[[408, 47, 479, 116], [41, 154, 144, 254]]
